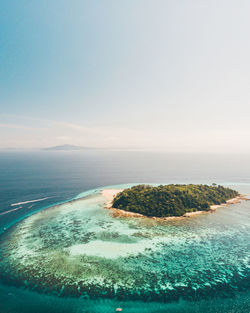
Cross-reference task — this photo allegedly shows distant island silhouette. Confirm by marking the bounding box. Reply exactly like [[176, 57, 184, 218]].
[[43, 144, 96, 151], [43, 144, 148, 151]]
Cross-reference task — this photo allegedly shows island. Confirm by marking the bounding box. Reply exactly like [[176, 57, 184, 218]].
[[105, 184, 242, 218], [43, 144, 96, 151]]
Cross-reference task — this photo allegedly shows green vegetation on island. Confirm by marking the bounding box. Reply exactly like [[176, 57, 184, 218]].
[[112, 184, 239, 217]]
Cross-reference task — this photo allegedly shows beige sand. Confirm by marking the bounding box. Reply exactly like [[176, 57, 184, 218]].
[[101, 188, 123, 207]]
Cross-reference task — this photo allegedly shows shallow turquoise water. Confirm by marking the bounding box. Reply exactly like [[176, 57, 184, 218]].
[[0, 184, 249, 312]]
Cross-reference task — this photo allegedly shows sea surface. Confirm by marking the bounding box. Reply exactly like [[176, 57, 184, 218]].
[[0, 150, 249, 313]]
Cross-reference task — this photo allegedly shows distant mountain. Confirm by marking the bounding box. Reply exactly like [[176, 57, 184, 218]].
[[43, 144, 95, 151]]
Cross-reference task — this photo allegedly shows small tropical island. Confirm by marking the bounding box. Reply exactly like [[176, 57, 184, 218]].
[[110, 184, 240, 218]]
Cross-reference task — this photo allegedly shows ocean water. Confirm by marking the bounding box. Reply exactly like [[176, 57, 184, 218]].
[[0, 150, 249, 313]]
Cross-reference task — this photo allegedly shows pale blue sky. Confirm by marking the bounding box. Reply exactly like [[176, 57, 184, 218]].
[[1, 1, 250, 151]]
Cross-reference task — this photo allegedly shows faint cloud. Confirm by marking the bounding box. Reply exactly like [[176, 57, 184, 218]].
[[0, 123, 47, 131], [55, 136, 72, 141]]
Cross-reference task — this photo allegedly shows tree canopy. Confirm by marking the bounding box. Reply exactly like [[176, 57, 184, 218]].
[[112, 184, 239, 217]]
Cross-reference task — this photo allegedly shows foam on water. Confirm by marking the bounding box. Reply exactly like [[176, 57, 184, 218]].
[[11, 197, 52, 207]]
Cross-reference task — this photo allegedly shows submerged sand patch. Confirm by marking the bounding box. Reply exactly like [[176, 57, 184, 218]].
[[68, 239, 150, 259]]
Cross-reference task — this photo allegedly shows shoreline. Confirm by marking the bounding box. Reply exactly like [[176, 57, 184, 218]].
[[101, 189, 249, 220]]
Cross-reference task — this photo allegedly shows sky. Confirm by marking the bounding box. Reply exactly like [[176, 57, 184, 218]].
[[1, 0, 250, 151]]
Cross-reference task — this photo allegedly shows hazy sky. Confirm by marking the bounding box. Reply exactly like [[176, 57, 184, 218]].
[[1, 0, 250, 151]]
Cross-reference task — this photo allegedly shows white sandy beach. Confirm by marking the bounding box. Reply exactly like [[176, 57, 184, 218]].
[[101, 188, 123, 207]]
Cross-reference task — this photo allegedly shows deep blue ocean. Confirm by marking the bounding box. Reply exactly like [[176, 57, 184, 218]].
[[0, 150, 250, 313]]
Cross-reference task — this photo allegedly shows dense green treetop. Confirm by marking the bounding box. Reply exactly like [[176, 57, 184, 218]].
[[112, 184, 239, 217]]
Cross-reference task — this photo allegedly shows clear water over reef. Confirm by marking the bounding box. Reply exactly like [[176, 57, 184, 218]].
[[0, 150, 250, 313]]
